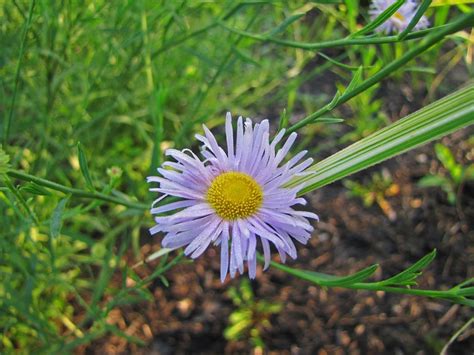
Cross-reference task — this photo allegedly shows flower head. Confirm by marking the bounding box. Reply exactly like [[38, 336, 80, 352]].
[[369, 0, 429, 34], [148, 113, 318, 282]]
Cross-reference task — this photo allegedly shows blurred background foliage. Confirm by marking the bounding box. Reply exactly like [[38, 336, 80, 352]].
[[0, 0, 472, 352]]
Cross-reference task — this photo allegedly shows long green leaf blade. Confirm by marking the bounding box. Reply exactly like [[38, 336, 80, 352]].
[[376, 249, 437, 286], [50, 197, 69, 239], [257, 254, 378, 287], [288, 84, 474, 193], [348, 0, 405, 38], [77, 142, 95, 191]]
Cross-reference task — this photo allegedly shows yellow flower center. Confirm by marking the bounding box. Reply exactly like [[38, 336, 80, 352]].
[[206, 172, 263, 220], [394, 12, 405, 21]]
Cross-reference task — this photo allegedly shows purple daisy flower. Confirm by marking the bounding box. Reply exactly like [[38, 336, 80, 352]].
[[148, 113, 318, 282], [369, 0, 429, 34]]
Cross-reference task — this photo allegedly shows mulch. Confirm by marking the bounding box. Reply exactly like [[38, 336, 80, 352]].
[[78, 129, 474, 354]]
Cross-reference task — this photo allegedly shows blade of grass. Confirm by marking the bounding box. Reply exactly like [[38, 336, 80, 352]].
[[3, 0, 35, 145], [77, 142, 95, 191], [397, 0, 432, 40], [175, 11, 260, 146], [151, 1, 269, 59], [287, 84, 474, 193], [3, 175, 39, 225], [348, 0, 405, 38]]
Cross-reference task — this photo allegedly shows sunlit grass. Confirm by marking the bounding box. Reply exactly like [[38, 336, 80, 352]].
[[1, 1, 472, 352]]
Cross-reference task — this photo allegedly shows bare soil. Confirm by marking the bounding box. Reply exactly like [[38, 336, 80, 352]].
[[77, 127, 474, 354]]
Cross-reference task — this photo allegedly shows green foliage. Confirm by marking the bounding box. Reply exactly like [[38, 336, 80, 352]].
[[77, 143, 95, 192], [0, 0, 472, 352], [0, 146, 10, 176], [50, 197, 69, 240], [418, 143, 474, 204], [264, 250, 474, 306], [289, 85, 474, 193], [224, 279, 282, 350], [344, 170, 400, 220]]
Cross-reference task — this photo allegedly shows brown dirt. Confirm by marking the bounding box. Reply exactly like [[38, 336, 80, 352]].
[[77, 128, 474, 354]]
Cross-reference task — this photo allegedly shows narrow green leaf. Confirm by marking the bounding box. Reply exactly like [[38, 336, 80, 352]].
[[435, 143, 462, 182], [304, 264, 379, 286], [3, 0, 35, 145], [317, 52, 363, 70], [8, 169, 147, 210], [345, 66, 363, 93], [314, 117, 345, 123], [311, 0, 342, 3], [279, 108, 289, 130], [457, 287, 474, 297], [403, 66, 436, 74], [267, 13, 306, 36], [20, 181, 52, 196], [89, 249, 115, 315], [160, 275, 170, 287], [50, 197, 69, 239], [146, 248, 173, 262], [3, 175, 39, 224], [398, 0, 432, 40], [262, 255, 473, 306], [349, 0, 405, 38], [327, 90, 342, 110], [418, 174, 450, 187], [453, 277, 474, 289], [431, 0, 474, 7], [257, 253, 378, 287], [432, 0, 474, 5], [77, 142, 95, 191], [288, 84, 474, 193], [233, 47, 261, 67], [377, 249, 437, 286]]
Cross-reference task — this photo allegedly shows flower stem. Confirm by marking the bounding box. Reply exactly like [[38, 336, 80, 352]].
[[7, 169, 147, 210], [219, 21, 449, 51], [287, 12, 474, 133]]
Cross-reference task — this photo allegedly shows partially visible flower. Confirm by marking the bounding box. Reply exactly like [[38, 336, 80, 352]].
[[369, 0, 429, 34], [148, 113, 318, 282]]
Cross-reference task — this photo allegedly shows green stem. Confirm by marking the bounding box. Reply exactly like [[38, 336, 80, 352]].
[[347, 0, 405, 38], [7, 169, 147, 210], [288, 12, 474, 133], [440, 317, 474, 355], [397, 0, 432, 40], [219, 21, 451, 51], [175, 12, 260, 146], [265, 257, 473, 307], [3, 0, 35, 145], [150, 1, 265, 59], [345, 283, 469, 306], [3, 174, 39, 225]]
